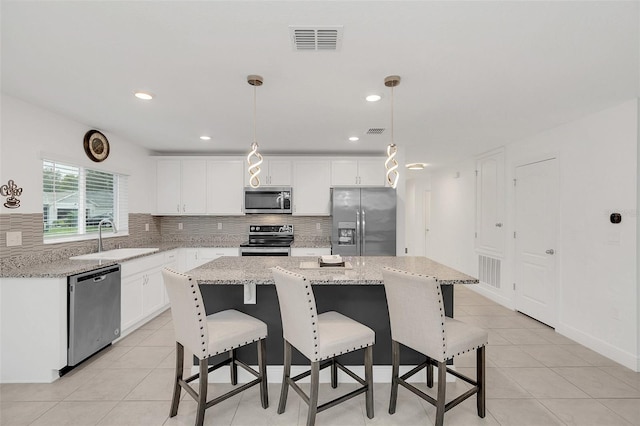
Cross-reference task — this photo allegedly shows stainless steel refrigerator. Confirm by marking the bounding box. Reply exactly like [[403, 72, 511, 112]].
[[331, 187, 396, 256]]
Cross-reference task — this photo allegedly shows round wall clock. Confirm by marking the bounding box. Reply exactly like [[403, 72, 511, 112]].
[[83, 130, 110, 162]]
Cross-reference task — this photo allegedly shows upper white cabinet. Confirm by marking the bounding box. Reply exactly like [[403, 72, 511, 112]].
[[475, 148, 505, 256], [244, 158, 292, 187], [331, 158, 386, 187], [156, 159, 206, 215], [207, 160, 244, 215], [292, 159, 331, 215]]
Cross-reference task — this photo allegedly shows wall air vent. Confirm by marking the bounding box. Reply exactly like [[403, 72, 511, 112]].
[[366, 128, 386, 135], [479, 254, 501, 288], [289, 26, 343, 51]]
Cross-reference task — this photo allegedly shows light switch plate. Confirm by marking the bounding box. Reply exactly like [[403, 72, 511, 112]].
[[145, 223, 149, 232], [178, 223, 183, 230], [218, 223, 222, 230], [6, 231, 22, 247]]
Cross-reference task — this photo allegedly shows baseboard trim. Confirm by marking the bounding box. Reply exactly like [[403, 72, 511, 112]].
[[556, 322, 639, 372], [467, 282, 514, 309]]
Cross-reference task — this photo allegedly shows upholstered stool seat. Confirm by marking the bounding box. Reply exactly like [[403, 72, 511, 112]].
[[382, 267, 488, 426], [272, 266, 375, 426], [162, 268, 268, 426]]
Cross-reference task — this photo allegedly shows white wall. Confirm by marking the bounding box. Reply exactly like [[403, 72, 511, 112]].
[[0, 95, 153, 214], [426, 99, 639, 370]]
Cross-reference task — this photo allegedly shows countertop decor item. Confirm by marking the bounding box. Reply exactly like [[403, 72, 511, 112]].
[[1, 179, 23, 208], [247, 75, 264, 188], [83, 129, 110, 162], [384, 75, 400, 189]]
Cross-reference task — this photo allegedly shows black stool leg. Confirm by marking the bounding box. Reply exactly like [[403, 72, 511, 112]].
[[364, 345, 374, 419], [477, 346, 486, 418], [307, 361, 320, 426], [389, 340, 400, 415], [277, 340, 292, 414], [435, 361, 447, 426], [196, 358, 209, 426], [331, 358, 338, 389], [258, 338, 269, 409], [229, 348, 238, 385], [169, 342, 183, 417], [426, 356, 434, 388]]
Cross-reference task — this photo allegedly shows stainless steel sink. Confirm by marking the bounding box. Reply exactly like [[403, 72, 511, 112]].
[[70, 247, 159, 261]]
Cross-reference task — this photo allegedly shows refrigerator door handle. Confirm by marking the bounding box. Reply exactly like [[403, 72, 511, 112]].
[[356, 208, 361, 254], [362, 209, 366, 255]]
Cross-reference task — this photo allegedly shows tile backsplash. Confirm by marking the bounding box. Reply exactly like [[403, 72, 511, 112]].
[[0, 213, 331, 270]]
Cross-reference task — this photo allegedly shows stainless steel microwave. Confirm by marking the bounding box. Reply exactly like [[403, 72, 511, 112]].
[[244, 187, 292, 214]]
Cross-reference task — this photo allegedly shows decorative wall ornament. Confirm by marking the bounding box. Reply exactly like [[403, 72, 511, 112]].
[[1, 179, 23, 208], [247, 75, 264, 188], [83, 130, 110, 162], [384, 75, 401, 189]]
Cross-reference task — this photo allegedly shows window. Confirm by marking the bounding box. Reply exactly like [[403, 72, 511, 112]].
[[43, 160, 128, 241]]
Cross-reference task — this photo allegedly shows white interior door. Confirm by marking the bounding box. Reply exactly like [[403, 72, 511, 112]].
[[424, 190, 431, 256], [515, 158, 558, 327]]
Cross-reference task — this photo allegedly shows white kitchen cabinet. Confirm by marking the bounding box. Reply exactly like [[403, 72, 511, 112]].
[[156, 159, 207, 215], [291, 247, 331, 257], [331, 158, 386, 186], [181, 247, 239, 272], [244, 158, 292, 187], [206, 160, 245, 215], [475, 148, 505, 256], [292, 160, 331, 215], [120, 250, 177, 334]]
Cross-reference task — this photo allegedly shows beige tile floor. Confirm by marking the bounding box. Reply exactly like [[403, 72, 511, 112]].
[[1, 285, 639, 425]]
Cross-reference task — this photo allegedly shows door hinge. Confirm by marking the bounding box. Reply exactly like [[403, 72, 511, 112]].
[[513, 178, 517, 186], [513, 283, 516, 290], [513, 231, 516, 238], [475, 170, 478, 176], [474, 232, 477, 238]]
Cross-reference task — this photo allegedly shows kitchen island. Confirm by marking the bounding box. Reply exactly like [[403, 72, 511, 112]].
[[189, 256, 478, 366]]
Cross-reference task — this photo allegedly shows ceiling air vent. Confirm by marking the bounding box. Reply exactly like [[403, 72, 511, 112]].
[[367, 128, 386, 135], [289, 26, 343, 51]]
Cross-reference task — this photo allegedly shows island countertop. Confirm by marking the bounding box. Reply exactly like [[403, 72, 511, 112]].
[[189, 256, 478, 285]]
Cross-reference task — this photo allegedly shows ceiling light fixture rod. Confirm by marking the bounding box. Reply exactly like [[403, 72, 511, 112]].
[[247, 75, 264, 188]]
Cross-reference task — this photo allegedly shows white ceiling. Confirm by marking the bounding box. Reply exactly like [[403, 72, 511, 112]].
[[2, 1, 638, 169]]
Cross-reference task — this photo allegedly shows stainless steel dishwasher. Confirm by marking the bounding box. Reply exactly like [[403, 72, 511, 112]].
[[68, 265, 121, 366]]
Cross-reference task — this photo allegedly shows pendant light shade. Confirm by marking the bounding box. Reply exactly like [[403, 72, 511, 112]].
[[384, 75, 400, 189], [247, 75, 264, 188]]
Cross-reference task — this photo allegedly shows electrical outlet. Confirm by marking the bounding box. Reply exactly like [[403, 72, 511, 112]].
[[6, 231, 22, 247], [144, 223, 149, 232], [316, 223, 321, 231], [178, 222, 183, 230], [218, 223, 223, 230]]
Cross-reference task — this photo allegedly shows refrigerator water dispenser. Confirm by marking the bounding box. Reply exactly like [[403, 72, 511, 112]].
[[338, 222, 356, 245]]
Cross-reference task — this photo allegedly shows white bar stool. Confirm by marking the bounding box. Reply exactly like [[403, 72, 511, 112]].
[[382, 267, 488, 426], [271, 266, 375, 426], [162, 268, 268, 426]]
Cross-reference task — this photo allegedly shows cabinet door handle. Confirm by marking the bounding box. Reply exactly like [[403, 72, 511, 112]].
[[183, 204, 186, 212], [176, 204, 180, 213]]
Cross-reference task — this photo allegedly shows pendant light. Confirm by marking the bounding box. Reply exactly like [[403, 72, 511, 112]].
[[384, 75, 400, 189], [247, 75, 264, 188]]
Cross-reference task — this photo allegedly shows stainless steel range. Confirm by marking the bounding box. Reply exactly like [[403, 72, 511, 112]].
[[240, 224, 294, 256]]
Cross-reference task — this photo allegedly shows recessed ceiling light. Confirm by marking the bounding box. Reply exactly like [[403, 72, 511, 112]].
[[200, 136, 211, 141], [134, 91, 154, 100], [366, 94, 381, 102], [349, 136, 359, 142], [406, 163, 428, 170]]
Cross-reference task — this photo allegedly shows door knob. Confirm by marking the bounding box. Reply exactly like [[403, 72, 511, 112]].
[[545, 249, 555, 255]]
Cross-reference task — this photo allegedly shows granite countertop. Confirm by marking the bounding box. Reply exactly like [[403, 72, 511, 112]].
[[189, 256, 478, 286], [0, 239, 331, 279]]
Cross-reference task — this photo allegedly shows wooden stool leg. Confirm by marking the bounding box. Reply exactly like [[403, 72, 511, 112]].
[[477, 346, 486, 418], [277, 340, 292, 414], [196, 358, 209, 426], [258, 338, 269, 409], [364, 345, 374, 419], [435, 361, 447, 426], [307, 361, 320, 426], [229, 349, 237, 385], [389, 340, 400, 415], [169, 342, 184, 417]]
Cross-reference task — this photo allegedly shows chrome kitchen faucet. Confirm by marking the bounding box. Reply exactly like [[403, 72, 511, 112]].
[[98, 218, 117, 252]]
